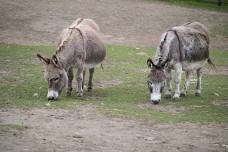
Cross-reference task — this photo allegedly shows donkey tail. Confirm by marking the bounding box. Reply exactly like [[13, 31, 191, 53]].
[[207, 58, 216, 69]]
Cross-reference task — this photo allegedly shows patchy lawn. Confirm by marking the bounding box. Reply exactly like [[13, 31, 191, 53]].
[[0, 43, 228, 123]]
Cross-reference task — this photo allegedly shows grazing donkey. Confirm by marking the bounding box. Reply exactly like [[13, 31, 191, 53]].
[[37, 18, 106, 100], [147, 22, 214, 104]]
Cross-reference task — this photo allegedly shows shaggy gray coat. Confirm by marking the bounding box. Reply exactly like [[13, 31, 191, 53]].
[[147, 22, 213, 104]]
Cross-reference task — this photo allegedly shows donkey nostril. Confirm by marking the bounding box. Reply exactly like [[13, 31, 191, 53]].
[[152, 100, 160, 104], [48, 96, 54, 100]]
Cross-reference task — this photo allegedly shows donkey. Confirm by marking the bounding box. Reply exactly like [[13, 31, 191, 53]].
[[147, 22, 214, 104], [37, 18, 106, 100]]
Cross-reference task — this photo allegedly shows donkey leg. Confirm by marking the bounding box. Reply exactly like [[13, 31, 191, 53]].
[[195, 68, 202, 96], [66, 67, 73, 96], [76, 65, 84, 97], [82, 69, 86, 90], [88, 68, 95, 92], [164, 68, 172, 98], [173, 63, 182, 99], [180, 71, 192, 97]]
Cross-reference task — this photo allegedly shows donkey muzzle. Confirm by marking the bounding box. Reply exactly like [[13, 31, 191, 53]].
[[150, 93, 161, 104], [47, 90, 58, 101]]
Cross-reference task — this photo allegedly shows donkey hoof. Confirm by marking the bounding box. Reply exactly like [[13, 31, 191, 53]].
[[173, 94, 180, 100], [180, 92, 186, 97], [87, 87, 92, 92], [77, 92, 83, 97], [66, 91, 71, 96], [195, 92, 201, 96], [165, 94, 172, 98]]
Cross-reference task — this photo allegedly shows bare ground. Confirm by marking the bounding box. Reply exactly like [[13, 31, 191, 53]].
[[1, 107, 228, 152], [0, 0, 228, 50], [1, 0, 228, 151]]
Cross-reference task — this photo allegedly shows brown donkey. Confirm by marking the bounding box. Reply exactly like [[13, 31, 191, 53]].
[[37, 18, 106, 100]]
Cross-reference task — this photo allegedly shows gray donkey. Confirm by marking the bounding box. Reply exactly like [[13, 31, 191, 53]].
[[37, 18, 106, 100], [147, 22, 214, 104]]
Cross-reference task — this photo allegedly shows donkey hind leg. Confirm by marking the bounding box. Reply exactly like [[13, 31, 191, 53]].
[[195, 68, 203, 96], [88, 68, 95, 92], [66, 67, 74, 96], [82, 69, 86, 90], [180, 71, 192, 97], [173, 63, 182, 99], [164, 68, 172, 98], [76, 65, 84, 97]]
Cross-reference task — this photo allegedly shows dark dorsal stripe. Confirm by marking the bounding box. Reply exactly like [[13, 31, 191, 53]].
[[56, 18, 85, 53], [159, 32, 169, 51], [182, 22, 192, 26], [74, 27, 86, 57], [168, 29, 182, 61], [158, 29, 182, 67], [76, 18, 84, 25], [56, 27, 86, 60]]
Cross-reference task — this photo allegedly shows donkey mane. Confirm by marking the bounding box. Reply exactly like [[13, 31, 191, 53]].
[[56, 18, 84, 53]]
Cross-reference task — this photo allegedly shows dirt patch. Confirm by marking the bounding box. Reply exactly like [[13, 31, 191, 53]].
[[0, 0, 227, 50], [0, 107, 228, 152]]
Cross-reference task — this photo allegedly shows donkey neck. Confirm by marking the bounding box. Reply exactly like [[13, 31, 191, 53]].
[[154, 32, 171, 67]]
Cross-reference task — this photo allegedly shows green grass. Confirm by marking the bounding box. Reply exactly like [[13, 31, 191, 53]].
[[0, 43, 228, 123], [148, 0, 228, 13]]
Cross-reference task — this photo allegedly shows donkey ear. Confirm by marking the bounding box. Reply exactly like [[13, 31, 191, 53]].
[[37, 54, 50, 65], [147, 58, 154, 68], [52, 54, 61, 68]]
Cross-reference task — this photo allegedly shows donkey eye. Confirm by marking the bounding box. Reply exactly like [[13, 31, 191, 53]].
[[147, 80, 152, 86], [53, 77, 59, 82]]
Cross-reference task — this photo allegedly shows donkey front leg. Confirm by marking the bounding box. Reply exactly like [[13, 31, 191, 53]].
[[76, 65, 84, 97], [88, 68, 95, 92], [173, 63, 182, 99], [66, 67, 73, 96], [82, 69, 86, 90], [164, 68, 172, 98], [195, 68, 202, 96]]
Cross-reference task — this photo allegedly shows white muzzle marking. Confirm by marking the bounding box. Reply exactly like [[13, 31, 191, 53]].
[[150, 93, 161, 101], [47, 90, 58, 99]]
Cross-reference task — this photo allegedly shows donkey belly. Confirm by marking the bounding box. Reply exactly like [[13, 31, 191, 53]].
[[85, 41, 106, 65], [85, 63, 99, 69], [85, 51, 105, 68], [182, 59, 207, 71], [84, 32, 106, 68]]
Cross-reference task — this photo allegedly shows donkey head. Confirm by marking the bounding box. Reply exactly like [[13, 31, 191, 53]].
[[147, 58, 166, 104], [37, 54, 68, 100]]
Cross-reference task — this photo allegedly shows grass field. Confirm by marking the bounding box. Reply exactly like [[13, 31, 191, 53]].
[[0, 43, 228, 123], [150, 0, 228, 12]]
